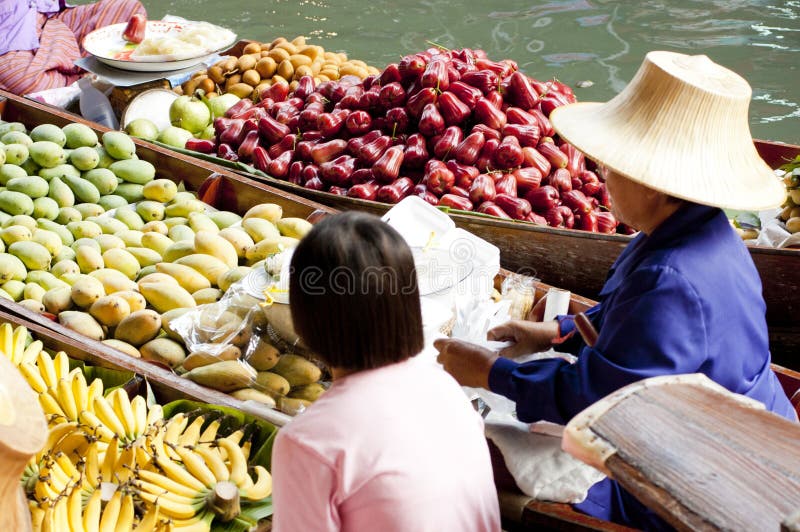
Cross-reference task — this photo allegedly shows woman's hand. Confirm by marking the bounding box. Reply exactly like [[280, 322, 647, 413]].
[[434, 339, 498, 389], [487, 320, 560, 358]]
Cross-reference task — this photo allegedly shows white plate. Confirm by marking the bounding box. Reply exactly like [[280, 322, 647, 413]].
[[83, 20, 236, 72]]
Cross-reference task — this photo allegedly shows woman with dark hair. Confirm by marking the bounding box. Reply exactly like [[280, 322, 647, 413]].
[[271, 211, 500, 532]]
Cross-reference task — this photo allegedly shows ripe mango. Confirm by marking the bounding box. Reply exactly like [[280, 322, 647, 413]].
[[194, 231, 238, 269], [71, 237, 100, 253], [248, 339, 280, 371], [162, 241, 195, 262], [58, 311, 104, 341], [217, 266, 251, 292], [271, 354, 322, 387], [23, 282, 47, 302], [255, 371, 291, 396], [244, 203, 283, 223], [126, 247, 162, 267], [114, 309, 161, 346], [114, 229, 143, 248], [93, 217, 128, 236], [42, 286, 73, 314], [137, 272, 179, 288], [70, 275, 105, 308], [0, 191, 35, 216], [174, 254, 229, 286], [141, 220, 168, 235], [102, 248, 140, 279], [230, 388, 276, 408], [136, 200, 165, 222], [142, 179, 178, 203], [55, 207, 82, 225], [50, 259, 80, 278], [276, 217, 313, 239], [101, 339, 140, 358], [0, 163, 27, 185], [89, 295, 131, 327], [192, 287, 223, 304], [140, 232, 174, 256], [102, 131, 136, 160], [2, 215, 37, 231], [89, 268, 137, 294], [36, 219, 74, 247], [139, 338, 186, 368], [114, 206, 144, 230], [26, 270, 68, 291], [18, 298, 45, 313], [3, 143, 29, 166], [0, 225, 32, 246], [139, 281, 196, 313], [155, 262, 211, 293], [242, 218, 280, 242], [218, 228, 254, 259], [113, 290, 147, 313], [187, 212, 218, 234], [75, 244, 104, 274], [1, 279, 25, 301], [109, 159, 155, 184], [184, 360, 255, 392], [161, 307, 193, 342], [62, 175, 100, 204], [9, 240, 51, 270], [164, 199, 205, 218], [31, 229, 63, 256]]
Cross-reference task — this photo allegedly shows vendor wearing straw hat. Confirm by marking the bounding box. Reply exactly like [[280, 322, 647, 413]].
[[434, 51, 796, 530]]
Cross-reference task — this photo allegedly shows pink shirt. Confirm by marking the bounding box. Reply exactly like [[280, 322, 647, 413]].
[[271, 356, 501, 532]]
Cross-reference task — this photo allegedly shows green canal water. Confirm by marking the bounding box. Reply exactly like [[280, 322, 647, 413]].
[[130, 1, 800, 143]]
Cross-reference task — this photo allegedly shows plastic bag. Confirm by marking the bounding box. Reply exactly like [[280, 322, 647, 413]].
[[500, 272, 537, 321]]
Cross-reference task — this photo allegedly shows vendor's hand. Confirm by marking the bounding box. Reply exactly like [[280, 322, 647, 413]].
[[525, 296, 548, 322], [487, 319, 560, 358], [434, 338, 498, 389]]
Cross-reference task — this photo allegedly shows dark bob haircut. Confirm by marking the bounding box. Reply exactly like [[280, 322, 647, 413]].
[[289, 211, 424, 371]]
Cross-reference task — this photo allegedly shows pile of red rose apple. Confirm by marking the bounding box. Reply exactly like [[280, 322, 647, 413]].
[[198, 46, 621, 233]]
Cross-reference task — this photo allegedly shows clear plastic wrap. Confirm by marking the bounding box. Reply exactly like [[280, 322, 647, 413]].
[[500, 272, 537, 321]]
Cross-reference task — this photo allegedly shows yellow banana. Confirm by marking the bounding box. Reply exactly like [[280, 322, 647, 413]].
[[84, 440, 101, 487], [164, 413, 188, 443], [51, 494, 70, 532], [87, 378, 104, 410], [178, 415, 206, 447], [151, 447, 208, 493], [22, 338, 44, 365], [137, 469, 206, 499], [115, 493, 135, 532], [67, 483, 83, 532], [131, 394, 148, 439], [136, 490, 205, 520], [192, 444, 229, 483], [93, 394, 127, 439], [53, 351, 71, 381], [108, 388, 137, 441], [240, 465, 272, 500], [172, 444, 217, 488], [115, 444, 137, 483], [71, 371, 89, 413], [217, 439, 247, 488], [133, 504, 160, 532], [101, 437, 119, 484], [0, 323, 13, 361], [39, 392, 66, 420], [37, 351, 58, 389], [171, 511, 214, 532], [29, 500, 46, 532], [99, 490, 122, 532], [10, 324, 28, 365], [241, 438, 252, 462], [83, 487, 102, 532], [79, 410, 117, 443], [197, 418, 221, 448], [40, 421, 80, 458], [57, 377, 79, 421], [52, 431, 91, 460], [19, 362, 48, 393], [146, 403, 164, 427]]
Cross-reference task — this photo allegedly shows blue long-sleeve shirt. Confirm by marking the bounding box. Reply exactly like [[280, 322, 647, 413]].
[[489, 201, 795, 530]]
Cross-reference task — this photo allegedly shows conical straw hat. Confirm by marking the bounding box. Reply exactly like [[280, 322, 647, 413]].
[[550, 51, 786, 211]]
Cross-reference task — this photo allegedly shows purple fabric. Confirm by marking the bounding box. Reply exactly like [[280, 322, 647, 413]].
[[0, 0, 67, 56]]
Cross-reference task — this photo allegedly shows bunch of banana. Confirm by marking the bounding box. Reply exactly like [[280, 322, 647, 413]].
[[0, 321, 37, 364]]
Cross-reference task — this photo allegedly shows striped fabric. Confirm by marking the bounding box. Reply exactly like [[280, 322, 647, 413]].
[[0, 0, 145, 95]]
